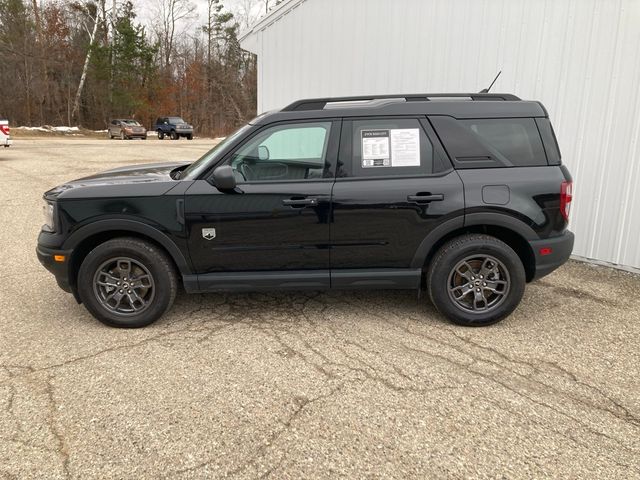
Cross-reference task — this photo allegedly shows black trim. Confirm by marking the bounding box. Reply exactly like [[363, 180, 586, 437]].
[[331, 269, 421, 289], [410, 216, 465, 268], [283, 93, 521, 111], [185, 268, 422, 293], [62, 219, 193, 274], [464, 212, 538, 240], [187, 270, 330, 293], [530, 230, 574, 280]]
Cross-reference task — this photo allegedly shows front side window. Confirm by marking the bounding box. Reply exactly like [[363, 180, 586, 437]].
[[229, 122, 332, 182], [341, 118, 435, 178]]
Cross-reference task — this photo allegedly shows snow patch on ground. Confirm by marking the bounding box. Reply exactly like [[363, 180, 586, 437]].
[[16, 125, 107, 134]]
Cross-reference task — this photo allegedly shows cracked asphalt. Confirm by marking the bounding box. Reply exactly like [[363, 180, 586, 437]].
[[1, 138, 639, 479]]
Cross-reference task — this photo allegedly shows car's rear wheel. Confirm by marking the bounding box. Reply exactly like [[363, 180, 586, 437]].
[[170, 130, 178, 140], [157, 130, 164, 140], [427, 234, 525, 327], [186, 134, 193, 140], [77, 238, 177, 328]]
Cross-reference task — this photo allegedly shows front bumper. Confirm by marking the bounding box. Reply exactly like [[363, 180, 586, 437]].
[[530, 230, 575, 280], [36, 244, 74, 294]]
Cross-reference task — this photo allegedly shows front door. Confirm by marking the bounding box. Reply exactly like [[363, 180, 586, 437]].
[[184, 120, 340, 288], [330, 117, 464, 287]]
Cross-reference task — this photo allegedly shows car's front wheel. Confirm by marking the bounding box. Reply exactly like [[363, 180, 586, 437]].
[[77, 238, 177, 328], [170, 130, 178, 140], [427, 234, 525, 327]]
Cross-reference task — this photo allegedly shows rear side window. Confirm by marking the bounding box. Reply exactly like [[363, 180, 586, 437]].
[[459, 118, 547, 166], [339, 118, 435, 178]]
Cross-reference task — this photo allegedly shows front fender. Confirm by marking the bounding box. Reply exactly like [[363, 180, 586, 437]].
[[62, 218, 192, 275]]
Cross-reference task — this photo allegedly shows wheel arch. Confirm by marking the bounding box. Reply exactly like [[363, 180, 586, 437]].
[[412, 214, 537, 282], [63, 220, 191, 290]]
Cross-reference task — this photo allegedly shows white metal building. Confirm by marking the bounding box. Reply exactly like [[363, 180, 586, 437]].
[[240, 0, 640, 272]]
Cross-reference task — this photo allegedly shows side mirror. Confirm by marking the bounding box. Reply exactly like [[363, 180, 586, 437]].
[[258, 145, 270, 161], [212, 165, 236, 190]]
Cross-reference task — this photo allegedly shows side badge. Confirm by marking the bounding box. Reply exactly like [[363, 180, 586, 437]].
[[202, 228, 216, 240]]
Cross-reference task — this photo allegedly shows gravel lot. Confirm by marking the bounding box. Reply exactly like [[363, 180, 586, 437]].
[[1, 137, 639, 479]]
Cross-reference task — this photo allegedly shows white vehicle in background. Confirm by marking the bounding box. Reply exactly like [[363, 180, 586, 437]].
[[0, 120, 11, 147]]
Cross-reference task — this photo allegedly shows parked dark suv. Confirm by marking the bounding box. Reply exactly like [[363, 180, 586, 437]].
[[37, 93, 574, 328], [154, 117, 194, 140]]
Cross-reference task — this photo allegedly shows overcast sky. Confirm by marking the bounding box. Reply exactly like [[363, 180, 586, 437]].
[[130, 0, 267, 35]]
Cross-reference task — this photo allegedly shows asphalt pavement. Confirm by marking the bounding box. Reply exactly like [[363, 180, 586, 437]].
[[1, 137, 639, 479]]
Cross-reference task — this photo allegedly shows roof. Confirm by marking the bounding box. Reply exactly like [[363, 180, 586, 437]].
[[249, 95, 546, 126], [239, 0, 306, 52]]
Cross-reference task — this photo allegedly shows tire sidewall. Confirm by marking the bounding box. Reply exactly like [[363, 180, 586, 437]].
[[78, 240, 175, 328], [428, 236, 525, 326]]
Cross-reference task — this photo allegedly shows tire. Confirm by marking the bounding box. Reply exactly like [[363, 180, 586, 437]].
[[170, 130, 178, 140], [157, 130, 164, 140], [77, 238, 178, 328], [426, 234, 525, 327], [186, 134, 193, 140]]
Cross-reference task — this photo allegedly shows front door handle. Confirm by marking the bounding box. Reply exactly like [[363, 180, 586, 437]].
[[282, 197, 318, 208], [407, 193, 444, 203]]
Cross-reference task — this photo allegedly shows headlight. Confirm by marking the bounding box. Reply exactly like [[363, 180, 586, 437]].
[[42, 201, 55, 232]]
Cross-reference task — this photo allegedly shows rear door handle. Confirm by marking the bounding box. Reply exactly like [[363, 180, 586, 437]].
[[282, 197, 318, 208], [407, 194, 444, 203]]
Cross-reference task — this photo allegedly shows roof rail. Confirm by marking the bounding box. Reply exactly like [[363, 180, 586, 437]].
[[282, 93, 521, 111]]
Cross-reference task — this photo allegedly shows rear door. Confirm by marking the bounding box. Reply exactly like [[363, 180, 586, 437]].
[[330, 117, 464, 287], [184, 120, 340, 286]]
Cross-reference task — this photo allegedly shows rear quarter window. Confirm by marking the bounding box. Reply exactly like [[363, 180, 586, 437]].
[[429, 116, 548, 168], [460, 118, 547, 167]]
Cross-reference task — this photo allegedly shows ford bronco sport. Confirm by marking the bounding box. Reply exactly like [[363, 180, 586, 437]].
[[37, 93, 574, 328]]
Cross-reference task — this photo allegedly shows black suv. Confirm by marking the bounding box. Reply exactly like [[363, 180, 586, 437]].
[[37, 93, 574, 328]]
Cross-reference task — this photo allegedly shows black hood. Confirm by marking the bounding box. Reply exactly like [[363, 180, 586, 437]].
[[45, 161, 189, 199]]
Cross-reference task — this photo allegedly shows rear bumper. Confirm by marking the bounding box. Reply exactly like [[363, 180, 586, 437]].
[[530, 230, 575, 280], [2, 138, 11, 146]]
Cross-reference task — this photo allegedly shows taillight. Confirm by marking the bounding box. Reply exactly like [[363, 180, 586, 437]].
[[560, 180, 573, 221], [0, 125, 9, 136]]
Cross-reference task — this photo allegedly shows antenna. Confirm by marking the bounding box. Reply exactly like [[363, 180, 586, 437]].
[[479, 71, 502, 93]]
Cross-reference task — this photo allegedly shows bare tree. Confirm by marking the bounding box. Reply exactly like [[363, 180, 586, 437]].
[[71, 3, 101, 122], [234, 0, 262, 30], [152, 0, 196, 69]]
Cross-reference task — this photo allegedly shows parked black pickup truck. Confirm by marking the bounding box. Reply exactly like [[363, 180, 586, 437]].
[[37, 93, 573, 328]]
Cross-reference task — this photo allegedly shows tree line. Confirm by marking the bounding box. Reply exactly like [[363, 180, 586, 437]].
[[0, 0, 263, 137]]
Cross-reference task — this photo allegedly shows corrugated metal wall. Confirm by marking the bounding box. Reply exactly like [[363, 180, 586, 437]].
[[241, 0, 640, 271]]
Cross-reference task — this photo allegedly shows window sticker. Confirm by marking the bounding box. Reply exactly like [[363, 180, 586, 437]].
[[390, 128, 420, 167], [362, 130, 390, 167]]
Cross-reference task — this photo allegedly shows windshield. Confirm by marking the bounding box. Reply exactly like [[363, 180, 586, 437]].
[[169, 117, 186, 124], [123, 120, 140, 126], [181, 124, 253, 180]]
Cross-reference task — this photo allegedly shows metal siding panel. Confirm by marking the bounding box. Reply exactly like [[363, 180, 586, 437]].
[[247, 0, 640, 270]]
